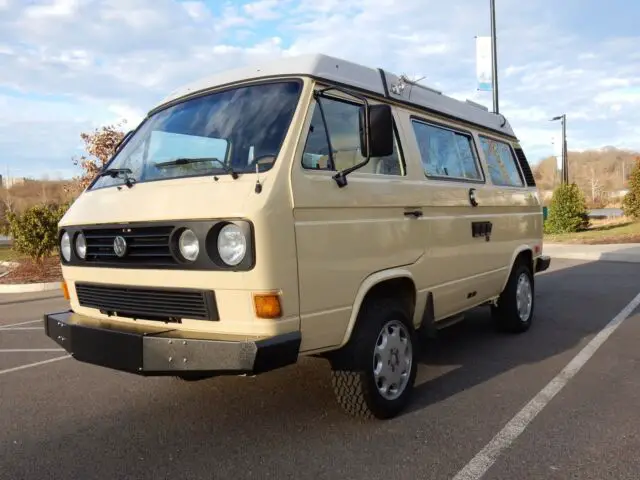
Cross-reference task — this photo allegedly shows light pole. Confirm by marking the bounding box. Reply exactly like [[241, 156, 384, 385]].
[[551, 114, 568, 184], [490, 0, 499, 114]]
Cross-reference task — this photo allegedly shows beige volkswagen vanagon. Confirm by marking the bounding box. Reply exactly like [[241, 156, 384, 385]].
[[45, 54, 550, 420]]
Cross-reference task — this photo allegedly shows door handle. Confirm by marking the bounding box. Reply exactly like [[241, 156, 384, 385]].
[[404, 209, 423, 218], [469, 188, 478, 207]]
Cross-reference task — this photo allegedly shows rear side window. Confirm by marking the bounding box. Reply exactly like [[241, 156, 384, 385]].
[[478, 136, 524, 187], [410, 119, 483, 182]]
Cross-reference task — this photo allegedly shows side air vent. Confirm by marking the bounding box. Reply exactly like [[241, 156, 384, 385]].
[[513, 147, 536, 187]]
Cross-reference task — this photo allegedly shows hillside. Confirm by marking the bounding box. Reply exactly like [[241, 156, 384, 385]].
[[0, 146, 637, 213], [0, 178, 76, 235], [532, 147, 639, 206], [1, 178, 74, 212]]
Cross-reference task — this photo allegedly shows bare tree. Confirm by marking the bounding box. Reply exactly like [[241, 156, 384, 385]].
[[533, 147, 640, 206], [589, 166, 603, 204], [66, 121, 128, 195]]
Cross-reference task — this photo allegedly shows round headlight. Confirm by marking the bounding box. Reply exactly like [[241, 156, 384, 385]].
[[217, 224, 246, 266], [60, 231, 71, 262], [75, 233, 87, 259], [179, 229, 200, 262]]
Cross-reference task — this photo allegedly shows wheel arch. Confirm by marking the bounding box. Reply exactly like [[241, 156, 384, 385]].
[[338, 268, 417, 349], [501, 245, 534, 292]]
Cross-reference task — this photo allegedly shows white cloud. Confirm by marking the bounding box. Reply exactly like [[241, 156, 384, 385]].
[[181, 1, 210, 21], [106, 104, 145, 128], [0, 0, 638, 176], [23, 0, 79, 18], [243, 0, 285, 20], [598, 78, 632, 88], [594, 88, 640, 105], [578, 52, 597, 60]]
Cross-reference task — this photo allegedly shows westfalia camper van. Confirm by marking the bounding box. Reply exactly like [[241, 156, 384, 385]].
[[45, 54, 550, 420]]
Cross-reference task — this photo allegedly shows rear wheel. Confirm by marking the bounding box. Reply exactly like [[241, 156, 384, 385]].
[[492, 259, 534, 333], [329, 297, 418, 420]]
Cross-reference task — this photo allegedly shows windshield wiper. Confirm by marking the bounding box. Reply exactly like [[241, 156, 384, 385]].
[[98, 168, 136, 188], [155, 157, 239, 179]]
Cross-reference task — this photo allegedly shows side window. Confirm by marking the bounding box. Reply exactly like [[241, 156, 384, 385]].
[[410, 120, 483, 181], [479, 136, 524, 187], [302, 96, 404, 176]]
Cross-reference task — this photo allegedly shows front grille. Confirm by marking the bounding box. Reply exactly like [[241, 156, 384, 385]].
[[75, 282, 218, 322], [83, 225, 176, 266]]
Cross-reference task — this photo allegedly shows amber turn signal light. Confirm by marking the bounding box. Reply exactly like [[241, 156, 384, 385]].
[[61, 281, 70, 301], [253, 293, 282, 319]]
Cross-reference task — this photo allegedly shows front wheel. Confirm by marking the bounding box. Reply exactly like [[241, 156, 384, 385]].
[[492, 260, 535, 333], [330, 297, 418, 420]]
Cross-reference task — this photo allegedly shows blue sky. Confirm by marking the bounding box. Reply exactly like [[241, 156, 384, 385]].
[[0, 0, 638, 180]]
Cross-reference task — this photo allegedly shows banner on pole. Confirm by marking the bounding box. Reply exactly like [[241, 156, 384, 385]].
[[476, 36, 492, 92]]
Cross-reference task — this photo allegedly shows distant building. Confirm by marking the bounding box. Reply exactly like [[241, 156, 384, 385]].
[[1, 176, 26, 188], [606, 189, 629, 199]]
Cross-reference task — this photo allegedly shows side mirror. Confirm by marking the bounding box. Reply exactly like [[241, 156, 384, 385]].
[[359, 104, 394, 158]]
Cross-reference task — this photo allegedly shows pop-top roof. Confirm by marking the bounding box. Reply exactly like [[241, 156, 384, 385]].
[[152, 53, 516, 138]]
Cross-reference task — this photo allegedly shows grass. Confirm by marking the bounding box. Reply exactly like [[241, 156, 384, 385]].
[[544, 217, 640, 244], [0, 244, 21, 262]]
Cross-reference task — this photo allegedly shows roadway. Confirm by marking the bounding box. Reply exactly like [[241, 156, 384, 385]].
[[1, 258, 639, 479]]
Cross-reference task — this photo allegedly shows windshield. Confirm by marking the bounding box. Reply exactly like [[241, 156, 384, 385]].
[[90, 80, 302, 189]]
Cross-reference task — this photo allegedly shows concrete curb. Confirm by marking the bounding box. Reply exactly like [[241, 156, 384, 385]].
[[544, 243, 640, 264], [0, 281, 61, 294], [545, 251, 640, 263], [0, 261, 19, 268]]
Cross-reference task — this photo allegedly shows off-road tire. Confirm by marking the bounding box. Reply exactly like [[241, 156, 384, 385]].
[[492, 259, 535, 334], [329, 296, 418, 420]]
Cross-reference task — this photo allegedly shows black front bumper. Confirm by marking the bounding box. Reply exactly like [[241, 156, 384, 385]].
[[535, 254, 551, 273], [44, 311, 301, 376]]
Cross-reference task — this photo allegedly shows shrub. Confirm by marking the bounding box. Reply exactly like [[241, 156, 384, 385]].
[[6, 203, 68, 264], [544, 183, 590, 234], [622, 159, 640, 220]]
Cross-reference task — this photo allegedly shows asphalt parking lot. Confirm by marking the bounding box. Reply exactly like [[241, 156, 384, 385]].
[[1, 258, 640, 480]]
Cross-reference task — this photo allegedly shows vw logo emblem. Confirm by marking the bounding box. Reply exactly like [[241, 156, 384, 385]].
[[113, 236, 127, 257]]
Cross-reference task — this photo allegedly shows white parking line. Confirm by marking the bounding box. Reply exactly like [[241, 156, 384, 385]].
[[453, 291, 640, 480], [0, 327, 41, 331], [0, 349, 65, 353], [0, 319, 40, 329], [0, 355, 70, 376]]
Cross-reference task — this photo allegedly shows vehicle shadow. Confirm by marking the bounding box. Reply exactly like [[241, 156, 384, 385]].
[[405, 257, 640, 415]]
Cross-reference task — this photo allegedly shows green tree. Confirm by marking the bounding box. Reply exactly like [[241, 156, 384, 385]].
[[622, 157, 640, 220], [6, 203, 68, 264], [544, 183, 590, 234]]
